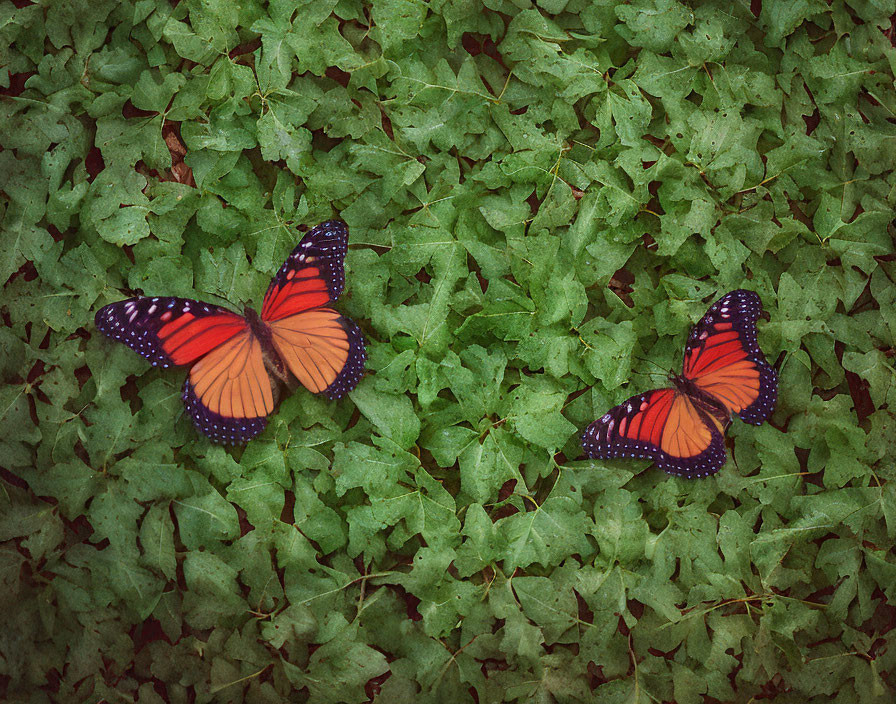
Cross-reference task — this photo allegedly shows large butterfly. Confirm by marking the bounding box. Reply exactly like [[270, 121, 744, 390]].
[[95, 221, 365, 443], [581, 289, 777, 479]]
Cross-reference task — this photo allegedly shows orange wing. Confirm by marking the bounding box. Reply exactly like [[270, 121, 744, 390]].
[[582, 388, 726, 478], [682, 290, 777, 424], [260, 222, 365, 399], [181, 329, 274, 443], [267, 310, 365, 398], [187, 330, 273, 418], [95, 296, 275, 443]]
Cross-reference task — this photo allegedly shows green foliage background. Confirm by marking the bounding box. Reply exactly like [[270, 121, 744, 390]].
[[3, 0, 896, 701]]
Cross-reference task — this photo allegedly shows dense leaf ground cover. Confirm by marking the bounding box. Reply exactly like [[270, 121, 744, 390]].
[[3, 0, 896, 701]]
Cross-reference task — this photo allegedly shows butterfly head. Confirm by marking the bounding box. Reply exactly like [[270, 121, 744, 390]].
[[243, 304, 271, 340]]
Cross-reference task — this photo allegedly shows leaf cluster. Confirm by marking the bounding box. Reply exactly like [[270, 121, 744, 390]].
[[3, 0, 896, 702]]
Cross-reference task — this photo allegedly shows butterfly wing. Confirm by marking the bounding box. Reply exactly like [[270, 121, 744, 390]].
[[183, 330, 273, 443], [582, 388, 727, 479], [261, 220, 366, 398], [267, 313, 366, 399], [95, 297, 273, 443], [95, 297, 247, 368], [261, 220, 349, 322], [683, 289, 777, 425]]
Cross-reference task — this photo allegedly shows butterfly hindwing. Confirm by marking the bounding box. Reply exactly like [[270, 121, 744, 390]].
[[182, 381, 268, 444], [582, 389, 727, 479], [182, 330, 274, 443], [267, 312, 366, 399], [683, 289, 777, 424], [94, 297, 248, 368], [320, 318, 366, 399]]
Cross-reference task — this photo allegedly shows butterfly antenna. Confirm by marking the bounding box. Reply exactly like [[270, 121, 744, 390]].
[[631, 355, 671, 381]]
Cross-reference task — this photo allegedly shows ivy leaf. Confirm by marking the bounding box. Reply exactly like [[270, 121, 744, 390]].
[[350, 378, 421, 450], [139, 503, 176, 580], [505, 376, 578, 452], [616, 2, 694, 52], [513, 576, 579, 642], [182, 551, 245, 628], [173, 475, 240, 550], [284, 636, 389, 704], [498, 497, 594, 570]]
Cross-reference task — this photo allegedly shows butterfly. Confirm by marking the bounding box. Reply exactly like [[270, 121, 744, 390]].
[[581, 289, 777, 479], [95, 220, 366, 444]]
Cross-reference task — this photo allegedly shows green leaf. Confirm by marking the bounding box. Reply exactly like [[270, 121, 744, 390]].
[[579, 318, 637, 391], [371, 0, 427, 56], [349, 377, 421, 450], [513, 575, 579, 642], [173, 476, 240, 550], [182, 551, 245, 628], [616, 0, 694, 53], [285, 636, 389, 703], [139, 503, 176, 580], [506, 376, 577, 452], [498, 497, 594, 570], [457, 427, 525, 504]]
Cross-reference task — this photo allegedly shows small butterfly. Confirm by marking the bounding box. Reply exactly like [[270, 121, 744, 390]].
[[95, 221, 366, 443], [582, 289, 777, 478]]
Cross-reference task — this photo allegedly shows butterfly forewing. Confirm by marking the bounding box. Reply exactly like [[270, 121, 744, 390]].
[[261, 220, 349, 321], [95, 297, 247, 368], [682, 289, 777, 424], [582, 388, 727, 479]]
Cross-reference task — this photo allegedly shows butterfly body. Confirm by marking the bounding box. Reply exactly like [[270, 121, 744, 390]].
[[669, 373, 730, 431], [241, 304, 290, 384], [96, 221, 365, 444], [582, 289, 776, 479]]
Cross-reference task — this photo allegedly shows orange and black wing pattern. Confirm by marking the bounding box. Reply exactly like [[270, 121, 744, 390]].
[[261, 221, 366, 399], [183, 328, 273, 443], [262, 220, 350, 321], [95, 297, 270, 443], [582, 388, 727, 479], [682, 289, 777, 425], [95, 297, 246, 368]]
